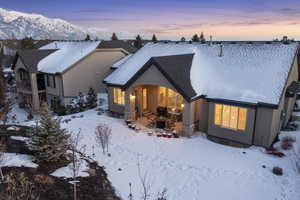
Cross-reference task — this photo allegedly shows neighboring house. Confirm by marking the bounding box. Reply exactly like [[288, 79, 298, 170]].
[[13, 40, 136, 111], [104, 41, 300, 147]]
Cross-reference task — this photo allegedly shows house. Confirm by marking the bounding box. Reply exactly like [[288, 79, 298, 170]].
[[104, 41, 300, 147], [13, 40, 136, 111]]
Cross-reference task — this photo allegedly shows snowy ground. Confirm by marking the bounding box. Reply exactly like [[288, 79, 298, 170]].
[[20, 110, 300, 200], [7, 93, 299, 200]]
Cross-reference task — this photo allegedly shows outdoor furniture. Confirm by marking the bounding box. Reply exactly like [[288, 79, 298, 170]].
[[156, 118, 166, 129], [157, 107, 168, 117]]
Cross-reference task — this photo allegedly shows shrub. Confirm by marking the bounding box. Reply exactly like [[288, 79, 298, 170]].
[[272, 167, 283, 176], [265, 147, 285, 157], [281, 136, 296, 150]]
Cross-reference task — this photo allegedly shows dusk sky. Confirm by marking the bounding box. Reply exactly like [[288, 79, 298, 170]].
[[2, 0, 300, 40]]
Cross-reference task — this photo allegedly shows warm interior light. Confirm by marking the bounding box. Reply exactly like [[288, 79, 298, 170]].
[[181, 104, 184, 108], [130, 94, 136, 100]]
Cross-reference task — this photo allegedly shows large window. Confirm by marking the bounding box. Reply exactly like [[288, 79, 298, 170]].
[[214, 104, 247, 131], [113, 88, 125, 105], [158, 87, 183, 110]]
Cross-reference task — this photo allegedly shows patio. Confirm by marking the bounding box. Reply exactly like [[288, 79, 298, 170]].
[[125, 85, 184, 136]]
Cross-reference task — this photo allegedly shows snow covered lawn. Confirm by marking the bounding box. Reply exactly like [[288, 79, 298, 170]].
[[21, 109, 300, 200]]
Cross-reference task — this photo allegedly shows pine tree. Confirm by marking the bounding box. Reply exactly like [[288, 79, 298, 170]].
[[180, 37, 186, 42], [134, 35, 143, 49], [111, 32, 118, 41], [28, 103, 70, 163], [191, 34, 200, 42], [20, 37, 35, 49], [85, 34, 91, 41], [200, 32, 206, 43], [86, 87, 97, 108], [152, 34, 158, 42]]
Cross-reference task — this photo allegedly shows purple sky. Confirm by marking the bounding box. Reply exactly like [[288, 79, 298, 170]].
[[2, 0, 300, 40]]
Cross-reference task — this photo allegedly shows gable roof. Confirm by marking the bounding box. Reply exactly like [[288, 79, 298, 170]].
[[38, 41, 100, 74], [97, 40, 137, 53], [104, 42, 299, 106], [120, 54, 196, 101], [153, 54, 196, 100], [15, 49, 57, 72]]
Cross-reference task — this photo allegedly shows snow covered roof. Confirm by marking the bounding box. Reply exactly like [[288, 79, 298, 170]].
[[38, 41, 100, 73], [111, 54, 133, 69], [104, 42, 299, 105]]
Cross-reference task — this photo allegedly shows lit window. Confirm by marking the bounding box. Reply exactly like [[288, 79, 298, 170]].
[[214, 104, 247, 131], [159, 87, 183, 110], [142, 88, 147, 110], [159, 87, 166, 106], [113, 88, 125, 105]]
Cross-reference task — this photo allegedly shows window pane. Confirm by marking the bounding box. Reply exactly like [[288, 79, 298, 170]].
[[159, 87, 166, 106], [113, 88, 117, 104], [113, 88, 124, 105], [214, 104, 222, 125], [238, 108, 247, 131], [142, 88, 147, 109], [222, 105, 230, 128], [230, 106, 238, 129], [121, 91, 125, 105]]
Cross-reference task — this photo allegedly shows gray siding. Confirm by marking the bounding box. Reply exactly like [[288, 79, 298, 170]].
[[254, 56, 299, 147], [207, 102, 256, 145], [107, 87, 125, 115]]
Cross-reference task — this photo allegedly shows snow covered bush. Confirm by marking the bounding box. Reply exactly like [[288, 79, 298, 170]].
[[95, 123, 112, 155], [63, 89, 98, 115], [28, 103, 70, 163], [281, 136, 296, 150]]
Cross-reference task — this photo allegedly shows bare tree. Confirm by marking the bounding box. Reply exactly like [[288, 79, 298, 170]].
[[95, 123, 112, 155], [137, 158, 152, 200], [69, 130, 86, 200]]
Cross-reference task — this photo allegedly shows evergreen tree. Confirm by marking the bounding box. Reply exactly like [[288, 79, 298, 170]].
[[85, 34, 91, 41], [200, 32, 206, 43], [180, 37, 186, 42], [28, 103, 70, 163], [20, 37, 35, 49], [191, 34, 200, 42], [86, 87, 97, 108], [111, 32, 119, 41], [152, 34, 158, 42], [134, 35, 143, 49]]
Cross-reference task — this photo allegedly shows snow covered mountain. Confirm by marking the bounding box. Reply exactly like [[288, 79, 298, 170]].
[[0, 8, 115, 40]]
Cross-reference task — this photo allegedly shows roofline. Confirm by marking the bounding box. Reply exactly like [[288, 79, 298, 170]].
[[118, 55, 194, 102], [275, 44, 300, 107]]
